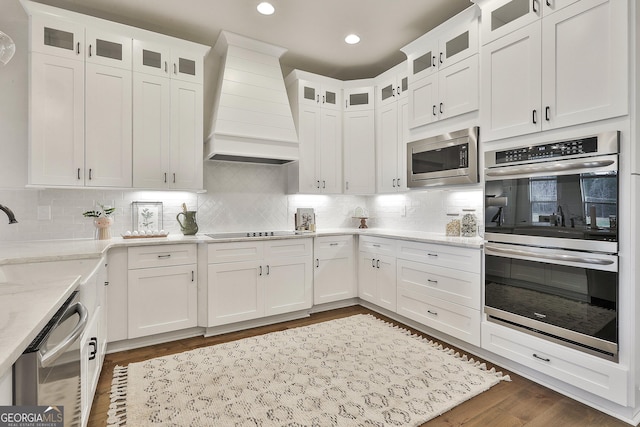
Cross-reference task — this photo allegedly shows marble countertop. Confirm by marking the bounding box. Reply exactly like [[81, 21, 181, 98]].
[[0, 228, 482, 379]]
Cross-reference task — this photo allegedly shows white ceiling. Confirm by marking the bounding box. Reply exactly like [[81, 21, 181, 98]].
[[31, 0, 472, 80]]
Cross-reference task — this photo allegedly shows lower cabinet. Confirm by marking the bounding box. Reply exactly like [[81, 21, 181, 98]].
[[207, 238, 313, 327], [313, 235, 356, 305], [358, 236, 397, 312], [482, 321, 628, 406], [127, 244, 198, 339], [396, 241, 481, 346]]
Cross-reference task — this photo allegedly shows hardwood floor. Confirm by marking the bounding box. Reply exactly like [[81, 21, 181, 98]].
[[88, 306, 632, 426]]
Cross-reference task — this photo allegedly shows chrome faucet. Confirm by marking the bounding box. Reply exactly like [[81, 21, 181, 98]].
[[0, 204, 18, 224]]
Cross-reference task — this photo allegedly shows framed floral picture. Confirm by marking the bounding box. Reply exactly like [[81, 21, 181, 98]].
[[132, 201, 163, 231]]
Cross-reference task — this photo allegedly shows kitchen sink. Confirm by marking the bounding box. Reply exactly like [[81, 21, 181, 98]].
[[206, 231, 301, 240]]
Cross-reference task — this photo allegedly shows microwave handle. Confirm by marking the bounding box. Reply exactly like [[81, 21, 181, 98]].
[[486, 159, 615, 177], [485, 244, 614, 266]]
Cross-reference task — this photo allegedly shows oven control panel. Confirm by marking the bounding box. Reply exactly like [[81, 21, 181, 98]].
[[495, 136, 598, 164]]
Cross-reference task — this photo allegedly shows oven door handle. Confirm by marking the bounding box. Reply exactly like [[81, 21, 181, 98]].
[[485, 244, 614, 265], [39, 302, 88, 368], [485, 159, 615, 177]]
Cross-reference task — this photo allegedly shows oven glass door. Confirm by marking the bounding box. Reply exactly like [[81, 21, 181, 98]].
[[485, 243, 618, 359]]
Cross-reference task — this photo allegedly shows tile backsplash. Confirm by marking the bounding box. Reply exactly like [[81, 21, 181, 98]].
[[0, 162, 483, 241]]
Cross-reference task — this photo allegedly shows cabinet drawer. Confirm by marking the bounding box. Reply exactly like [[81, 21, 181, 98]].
[[397, 288, 480, 346], [359, 236, 397, 256], [396, 240, 480, 273], [314, 235, 353, 255], [481, 321, 628, 405], [128, 244, 197, 269], [208, 241, 263, 264], [397, 259, 480, 309], [264, 238, 312, 259]]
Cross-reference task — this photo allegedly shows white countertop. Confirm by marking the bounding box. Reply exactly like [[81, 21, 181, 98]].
[[0, 228, 482, 379]]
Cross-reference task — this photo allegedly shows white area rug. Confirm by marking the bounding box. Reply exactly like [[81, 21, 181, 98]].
[[107, 314, 509, 426]]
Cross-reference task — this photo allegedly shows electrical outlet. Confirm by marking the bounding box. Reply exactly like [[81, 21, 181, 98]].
[[37, 205, 51, 221]]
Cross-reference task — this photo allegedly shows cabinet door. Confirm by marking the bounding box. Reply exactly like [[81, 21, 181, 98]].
[[481, 22, 542, 142], [439, 55, 479, 120], [80, 311, 100, 427], [170, 79, 204, 190], [30, 52, 84, 186], [377, 102, 400, 193], [30, 15, 84, 59], [358, 251, 378, 304], [397, 97, 409, 191], [376, 254, 397, 312], [541, 0, 628, 131], [314, 236, 356, 304], [343, 110, 375, 194], [407, 74, 438, 129], [264, 256, 313, 316], [320, 85, 341, 111], [344, 87, 374, 111], [298, 81, 321, 107], [319, 108, 343, 193], [133, 39, 170, 77], [481, 0, 540, 45], [128, 264, 198, 338], [85, 63, 132, 187], [438, 11, 478, 69], [297, 104, 322, 193], [85, 27, 132, 69], [409, 41, 438, 82], [132, 72, 171, 188], [170, 50, 203, 83], [208, 261, 263, 326], [378, 76, 399, 108]]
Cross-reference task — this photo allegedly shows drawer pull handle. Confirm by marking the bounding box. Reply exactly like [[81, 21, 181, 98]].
[[371, 259, 376, 268], [157, 254, 171, 259], [316, 258, 319, 268], [191, 270, 194, 282], [427, 279, 438, 284], [266, 265, 270, 275], [376, 259, 380, 269], [373, 244, 381, 248], [259, 265, 263, 276], [88, 337, 97, 360], [533, 353, 550, 362], [427, 253, 438, 257], [427, 310, 438, 316], [329, 243, 339, 246]]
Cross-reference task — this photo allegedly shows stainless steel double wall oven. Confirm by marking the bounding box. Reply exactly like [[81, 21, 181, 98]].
[[483, 131, 619, 361]]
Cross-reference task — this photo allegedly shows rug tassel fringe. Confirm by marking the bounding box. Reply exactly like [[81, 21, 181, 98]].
[[107, 365, 129, 427]]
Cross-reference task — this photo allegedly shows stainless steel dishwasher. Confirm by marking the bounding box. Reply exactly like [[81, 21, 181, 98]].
[[13, 291, 88, 427]]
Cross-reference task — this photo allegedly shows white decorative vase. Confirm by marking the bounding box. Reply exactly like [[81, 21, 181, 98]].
[[94, 217, 113, 240]]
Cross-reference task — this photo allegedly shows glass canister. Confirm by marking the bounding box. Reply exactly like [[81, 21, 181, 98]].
[[461, 210, 478, 237], [445, 215, 461, 236]]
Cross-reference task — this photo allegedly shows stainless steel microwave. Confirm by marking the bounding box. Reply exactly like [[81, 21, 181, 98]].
[[407, 127, 479, 188]]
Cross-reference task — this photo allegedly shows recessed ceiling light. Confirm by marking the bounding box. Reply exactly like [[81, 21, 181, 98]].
[[345, 34, 361, 45], [257, 2, 275, 15]]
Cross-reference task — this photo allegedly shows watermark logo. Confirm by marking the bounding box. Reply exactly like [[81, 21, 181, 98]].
[[0, 406, 64, 427]]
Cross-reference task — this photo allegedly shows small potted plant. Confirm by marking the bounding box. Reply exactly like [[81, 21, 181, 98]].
[[83, 204, 115, 240]]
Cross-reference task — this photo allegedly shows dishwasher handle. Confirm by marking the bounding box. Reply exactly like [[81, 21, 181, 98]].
[[39, 302, 88, 368]]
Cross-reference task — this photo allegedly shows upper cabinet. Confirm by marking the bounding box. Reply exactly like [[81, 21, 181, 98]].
[[480, 0, 579, 45], [479, 0, 628, 142], [286, 71, 343, 194], [132, 36, 206, 190], [401, 6, 479, 130], [375, 63, 409, 193], [343, 84, 376, 194], [22, 0, 209, 190]]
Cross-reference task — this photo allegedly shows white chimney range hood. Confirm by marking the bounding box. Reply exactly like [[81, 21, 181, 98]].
[[206, 31, 299, 164]]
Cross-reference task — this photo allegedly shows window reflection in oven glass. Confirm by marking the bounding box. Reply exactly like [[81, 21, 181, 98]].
[[485, 255, 617, 344]]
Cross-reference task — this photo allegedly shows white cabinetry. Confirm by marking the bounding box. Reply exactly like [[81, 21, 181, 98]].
[[314, 235, 356, 305], [401, 6, 479, 129], [206, 239, 313, 327], [343, 84, 376, 194], [25, 4, 133, 187], [396, 241, 481, 346], [376, 63, 409, 193], [132, 38, 206, 190], [480, 0, 628, 142], [358, 236, 397, 312], [286, 71, 343, 194], [127, 244, 198, 338], [482, 321, 628, 405]]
